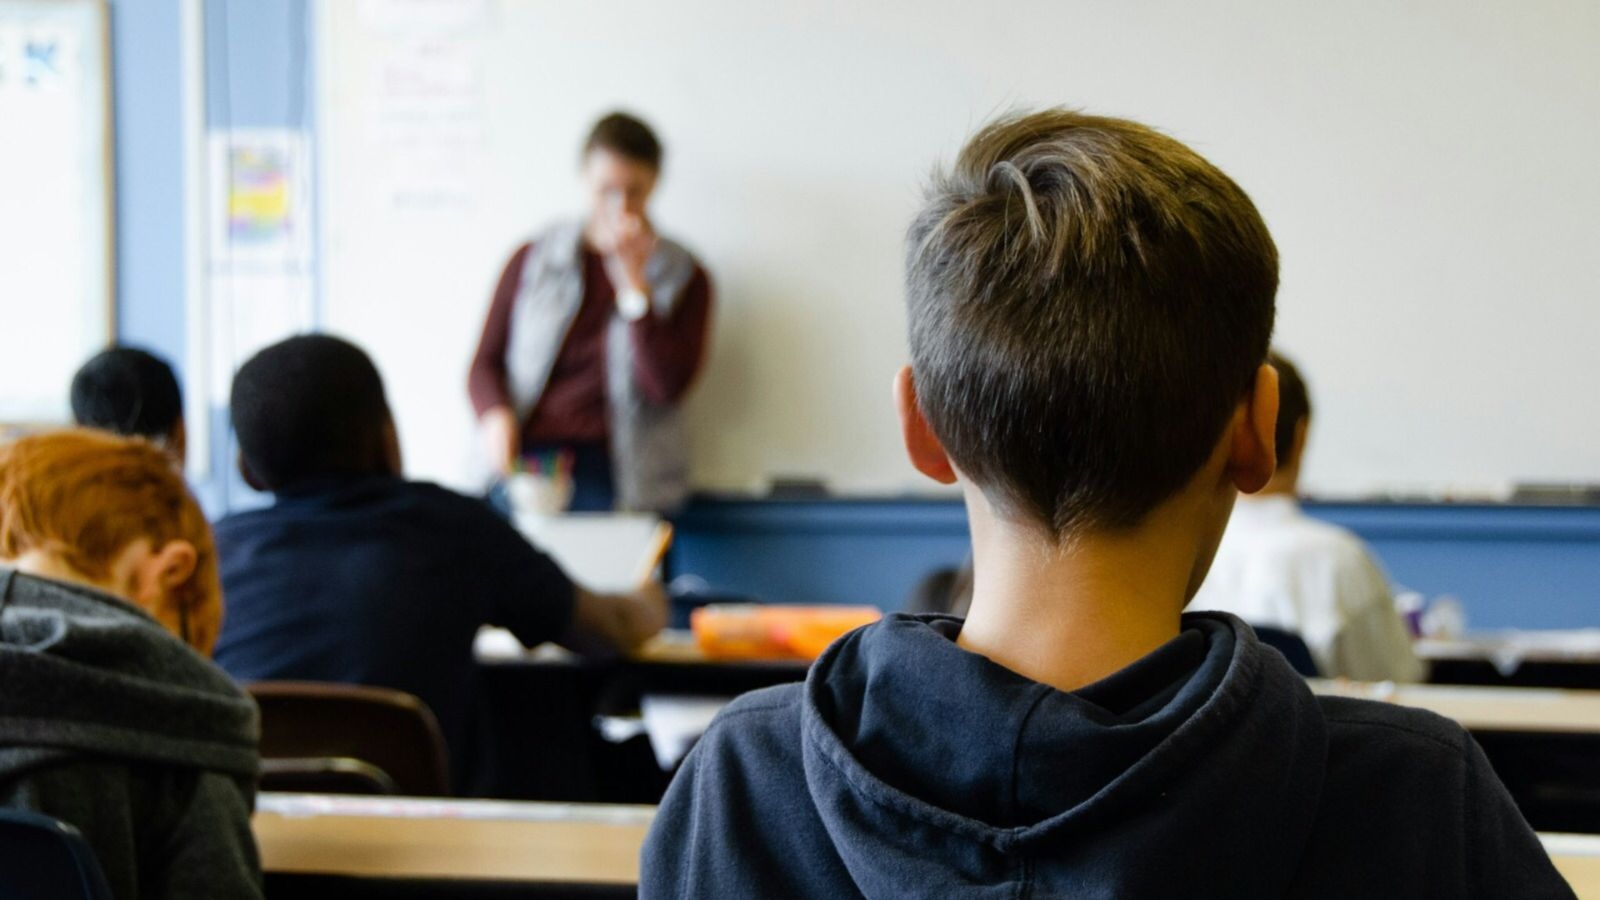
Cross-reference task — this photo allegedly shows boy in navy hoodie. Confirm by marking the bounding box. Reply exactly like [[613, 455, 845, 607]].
[[640, 110, 1573, 898]]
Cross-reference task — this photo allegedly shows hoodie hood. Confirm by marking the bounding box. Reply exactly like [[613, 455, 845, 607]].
[[800, 612, 1328, 898], [0, 567, 259, 781]]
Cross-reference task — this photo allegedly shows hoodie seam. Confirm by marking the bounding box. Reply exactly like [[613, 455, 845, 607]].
[[1008, 686, 1054, 830], [804, 711, 1015, 848], [1015, 855, 1034, 900], [709, 698, 795, 721], [1318, 712, 1461, 755]]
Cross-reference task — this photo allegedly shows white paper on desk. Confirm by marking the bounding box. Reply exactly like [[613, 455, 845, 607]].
[[514, 513, 664, 593], [641, 695, 730, 770], [472, 627, 576, 661], [1420, 629, 1600, 677]]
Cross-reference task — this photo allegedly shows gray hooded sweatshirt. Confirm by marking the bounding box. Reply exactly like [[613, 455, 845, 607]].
[[0, 567, 263, 900]]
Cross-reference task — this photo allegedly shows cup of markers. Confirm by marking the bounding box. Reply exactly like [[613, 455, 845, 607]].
[[506, 449, 576, 518]]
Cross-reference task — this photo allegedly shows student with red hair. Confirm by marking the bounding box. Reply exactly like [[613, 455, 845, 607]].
[[0, 430, 261, 900]]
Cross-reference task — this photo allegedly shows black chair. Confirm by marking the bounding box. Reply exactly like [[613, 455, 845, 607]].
[[0, 809, 115, 900], [1252, 625, 1320, 677], [249, 681, 452, 796]]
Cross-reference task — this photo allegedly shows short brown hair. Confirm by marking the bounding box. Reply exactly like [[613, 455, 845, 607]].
[[906, 109, 1278, 534], [0, 429, 221, 654], [583, 111, 663, 170], [1269, 350, 1312, 468]]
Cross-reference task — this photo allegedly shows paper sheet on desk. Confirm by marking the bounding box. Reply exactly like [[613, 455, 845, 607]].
[[514, 513, 667, 593], [641, 695, 730, 770], [1419, 629, 1600, 677], [473, 627, 576, 662]]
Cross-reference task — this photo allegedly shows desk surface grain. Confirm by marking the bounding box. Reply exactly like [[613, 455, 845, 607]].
[[255, 795, 1600, 896], [1548, 834, 1600, 898], [254, 794, 654, 884], [1310, 680, 1600, 734]]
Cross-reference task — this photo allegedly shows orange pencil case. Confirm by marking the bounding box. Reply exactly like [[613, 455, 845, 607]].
[[690, 604, 883, 661]]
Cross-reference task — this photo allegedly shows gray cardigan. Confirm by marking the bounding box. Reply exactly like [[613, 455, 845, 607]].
[[505, 219, 698, 512], [0, 568, 263, 900]]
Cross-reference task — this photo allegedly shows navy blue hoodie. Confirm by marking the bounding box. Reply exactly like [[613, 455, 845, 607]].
[[641, 613, 1573, 898]]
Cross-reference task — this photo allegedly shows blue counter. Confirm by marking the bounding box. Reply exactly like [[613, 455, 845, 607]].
[[667, 496, 1600, 630]]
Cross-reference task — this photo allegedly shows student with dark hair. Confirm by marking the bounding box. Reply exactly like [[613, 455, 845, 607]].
[[1190, 351, 1424, 681], [70, 346, 187, 464], [212, 334, 666, 794], [469, 110, 713, 513], [0, 430, 261, 900], [641, 110, 1569, 897]]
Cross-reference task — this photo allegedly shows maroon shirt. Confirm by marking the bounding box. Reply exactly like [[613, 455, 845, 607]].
[[468, 240, 713, 446]]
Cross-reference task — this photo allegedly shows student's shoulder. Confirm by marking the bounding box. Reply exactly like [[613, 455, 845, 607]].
[[694, 684, 806, 760], [400, 480, 510, 526], [1317, 694, 1469, 760], [706, 684, 805, 731], [212, 504, 278, 538]]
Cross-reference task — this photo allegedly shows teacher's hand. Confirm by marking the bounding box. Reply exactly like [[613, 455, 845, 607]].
[[480, 405, 521, 476], [604, 213, 658, 295]]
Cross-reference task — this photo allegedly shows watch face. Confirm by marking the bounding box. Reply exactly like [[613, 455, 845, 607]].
[[620, 288, 650, 320]]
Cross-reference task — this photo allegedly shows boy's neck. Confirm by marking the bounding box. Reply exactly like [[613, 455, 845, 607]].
[[12, 550, 124, 601], [955, 491, 1214, 695]]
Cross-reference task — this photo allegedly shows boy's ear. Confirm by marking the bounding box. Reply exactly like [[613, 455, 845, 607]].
[[167, 417, 188, 468], [237, 451, 267, 493], [1229, 363, 1279, 494], [149, 540, 199, 591], [381, 416, 404, 477], [894, 366, 957, 485]]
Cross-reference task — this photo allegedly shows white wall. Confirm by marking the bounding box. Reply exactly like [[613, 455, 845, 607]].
[[0, 1, 111, 424], [317, 0, 1600, 498]]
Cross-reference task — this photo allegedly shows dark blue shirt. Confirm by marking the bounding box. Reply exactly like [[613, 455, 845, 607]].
[[212, 477, 573, 791]]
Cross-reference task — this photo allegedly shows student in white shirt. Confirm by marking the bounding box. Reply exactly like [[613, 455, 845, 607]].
[[1189, 351, 1425, 682]]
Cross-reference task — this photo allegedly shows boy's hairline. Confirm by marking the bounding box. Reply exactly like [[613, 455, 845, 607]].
[[909, 357, 1270, 540]]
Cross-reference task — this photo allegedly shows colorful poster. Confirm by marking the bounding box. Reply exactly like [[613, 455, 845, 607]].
[[208, 129, 312, 265]]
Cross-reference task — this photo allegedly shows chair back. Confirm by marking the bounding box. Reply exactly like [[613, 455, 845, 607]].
[[249, 681, 451, 796], [1252, 625, 1321, 677], [0, 809, 115, 900]]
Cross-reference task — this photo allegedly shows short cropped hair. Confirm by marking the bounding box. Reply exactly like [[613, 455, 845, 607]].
[[1269, 350, 1312, 469], [70, 347, 183, 441], [0, 430, 221, 654], [906, 109, 1278, 534], [231, 335, 392, 492], [583, 111, 663, 170]]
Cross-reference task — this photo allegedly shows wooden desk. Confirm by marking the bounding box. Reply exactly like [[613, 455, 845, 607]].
[[255, 793, 653, 884], [1547, 833, 1600, 899], [256, 794, 1598, 897], [1310, 680, 1600, 734]]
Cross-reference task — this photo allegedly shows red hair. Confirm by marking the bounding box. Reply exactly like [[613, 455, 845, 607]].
[[0, 429, 221, 654]]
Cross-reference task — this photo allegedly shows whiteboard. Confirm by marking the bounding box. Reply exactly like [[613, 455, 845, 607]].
[[0, 0, 111, 424], [317, 0, 1600, 498]]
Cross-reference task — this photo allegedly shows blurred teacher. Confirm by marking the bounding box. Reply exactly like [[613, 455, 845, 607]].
[[469, 112, 713, 513]]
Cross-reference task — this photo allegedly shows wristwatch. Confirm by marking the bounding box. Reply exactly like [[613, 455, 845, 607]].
[[617, 287, 650, 322]]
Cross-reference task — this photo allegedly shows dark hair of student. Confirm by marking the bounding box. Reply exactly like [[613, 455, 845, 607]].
[[904, 108, 1279, 535], [583, 111, 663, 170], [70, 347, 183, 441], [230, 334, 393, 492], [1269, 350, 1312, 469]]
